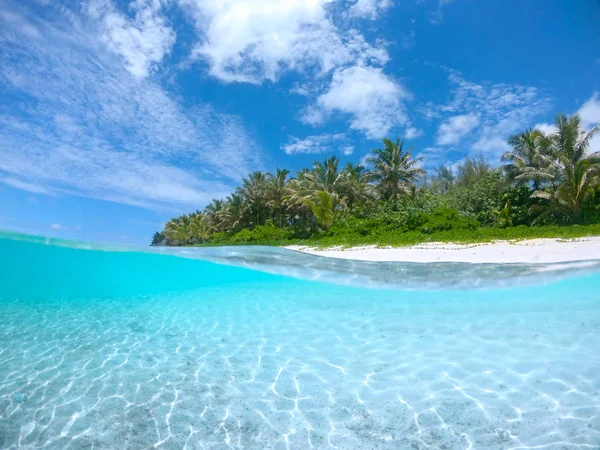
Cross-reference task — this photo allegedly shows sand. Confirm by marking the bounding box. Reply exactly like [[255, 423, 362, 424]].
[[285, 237, 600, 264]]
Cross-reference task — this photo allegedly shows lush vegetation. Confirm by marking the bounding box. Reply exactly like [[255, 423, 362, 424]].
[[152, 114, 600, 248]]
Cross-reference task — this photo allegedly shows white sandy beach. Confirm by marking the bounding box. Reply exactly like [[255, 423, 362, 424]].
[[286, 237, 600, 264]]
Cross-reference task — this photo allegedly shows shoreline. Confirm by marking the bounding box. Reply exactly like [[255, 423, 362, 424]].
[[285, 237, 600, 264]]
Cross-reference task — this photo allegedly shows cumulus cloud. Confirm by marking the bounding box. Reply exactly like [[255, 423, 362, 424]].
[[303, 65, 408, 139], [0, 3, 262, 211], [577, 92, 600, 153], [86, 0, 176, 78], [282, 133, 353, 155], [436, 113, 480, 145], [533, 122, 557, 135], [577, 92, 600, 129], [178, 0, 387, 83], [174, 0, 404, 139], [405, 126, 423, 139]]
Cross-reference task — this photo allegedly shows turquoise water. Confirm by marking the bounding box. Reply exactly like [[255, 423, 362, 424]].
[[1, 235, 599, 449]]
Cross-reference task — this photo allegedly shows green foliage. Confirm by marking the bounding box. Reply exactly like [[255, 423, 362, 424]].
[[151, 116, 600, 248], [151, 232, 165, 246], [499, 186, 534, 226], [226, 224, 292, 245], [444, 171, 504, 226], [303, 223, 600, 249], [419, 208, 479, 234]]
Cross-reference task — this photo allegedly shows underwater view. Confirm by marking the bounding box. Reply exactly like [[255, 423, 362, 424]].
[[0, 233, 599, 449]]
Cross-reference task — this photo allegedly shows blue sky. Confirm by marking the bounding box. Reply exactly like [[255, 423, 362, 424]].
[[1, 0, 599, 245]]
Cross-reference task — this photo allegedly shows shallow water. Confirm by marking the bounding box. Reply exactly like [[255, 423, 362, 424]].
[[0, 234, 599, 449]]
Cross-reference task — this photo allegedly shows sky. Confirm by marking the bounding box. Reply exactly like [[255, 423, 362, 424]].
[[0, 0, 599, 245]]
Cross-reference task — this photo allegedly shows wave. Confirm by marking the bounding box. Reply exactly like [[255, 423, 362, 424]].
[[3, 231, 599, 291]]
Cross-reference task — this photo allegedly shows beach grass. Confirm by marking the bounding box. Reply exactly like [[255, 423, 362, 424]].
[[190, 223, 600, 249]]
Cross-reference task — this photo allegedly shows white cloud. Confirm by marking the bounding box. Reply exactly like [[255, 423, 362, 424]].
[[534, 122, 557, 135], [577, 92, 600, 129], [405, 126, 423, 139], [436, 113, 480, 145], [348, 0, 392, 19], [417, 146, 454, 168], [86, 0, 176, 78], [0, 3, 262, 211], [533, 93, 600, 153], [282, 133, 352, 155], [0, 9, 42, 40], [471, 137, 510, 154], [50, 223, 63, 230], [577, 92, 600, 154], [175, 0, 401, 139], [423, 71, 552, 158], [303, 65, 408, 139], [179, 0, 386, 84], [1, 177, 52, 194]]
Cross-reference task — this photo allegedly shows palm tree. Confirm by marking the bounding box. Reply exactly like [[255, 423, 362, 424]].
[[238, 171, 269, 227], [164, 215, 191, 245], [285, 169, 315, 232], [189, 214, 214, 243], [342, 163, 373, 210], [221, 194, 246, 232], [267, 168, 290, 228], [306, 156, 346, 194], [530, 114, 600, 223], [204, 199, 225, 230], [503, 128, 553, 190], [305, 190, 343, 230], [554, 114, 598, 167], [532, 156, 600, 223], [367, 138, 425, 200]]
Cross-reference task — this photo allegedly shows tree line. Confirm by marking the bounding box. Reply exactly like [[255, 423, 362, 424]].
[[152, 114, 599, 246]]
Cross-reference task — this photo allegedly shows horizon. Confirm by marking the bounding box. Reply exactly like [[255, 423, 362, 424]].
[[1, 0, 599, 245]]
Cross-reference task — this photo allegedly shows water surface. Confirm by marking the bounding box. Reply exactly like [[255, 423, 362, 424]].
[[0, 234, 599, 449]]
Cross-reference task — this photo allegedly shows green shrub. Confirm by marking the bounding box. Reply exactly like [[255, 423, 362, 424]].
[[419, 208, 479, 234], [229, 224, 291, 244]]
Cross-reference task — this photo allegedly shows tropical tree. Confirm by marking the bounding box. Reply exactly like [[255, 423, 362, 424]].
[[221, 194, 245, 232], [530, 114, 600, 223], [532, 156, 600, 223], [163, 215, 192, 245], [367, 138, 425, 200], [306, 156, 346, 194], [503, 128, 553, 190], [204, 199, 225, 231], [189, 214, 213, 243], [342, 163, 373, 210], [554, 114, 598, 167], [429, 165, 455, 194], [455, 155, 494, 188], [237, 171, 269, 227], [305, 190, 344, 230], [285, 157, 348, 229], [267, 168, 290, 227], [151, 231, 165, 246]]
